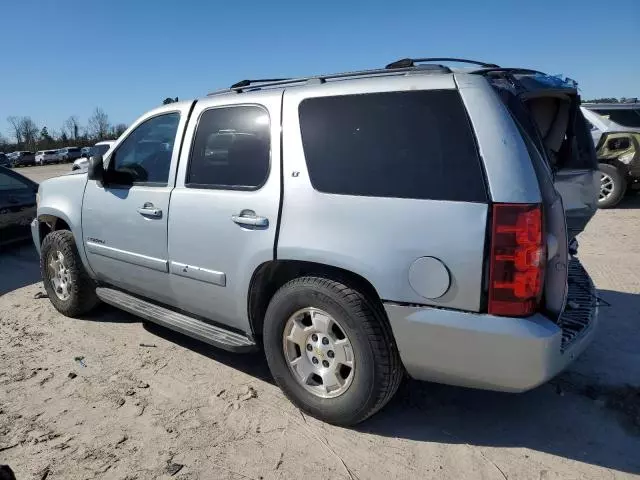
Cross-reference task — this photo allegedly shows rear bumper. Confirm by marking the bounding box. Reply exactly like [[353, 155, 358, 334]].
[[385, 258, 598, 392]]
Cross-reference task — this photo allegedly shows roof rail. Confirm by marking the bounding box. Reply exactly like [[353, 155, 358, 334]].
[[207, 65, 452, 96], [386, 57, 500, 69], [229, 78, 291, 90], [468, 67, 545, 76]]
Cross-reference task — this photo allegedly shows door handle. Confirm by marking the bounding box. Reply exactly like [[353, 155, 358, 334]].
[[137, 203, 162, 218], [232, 210, 269, 227]]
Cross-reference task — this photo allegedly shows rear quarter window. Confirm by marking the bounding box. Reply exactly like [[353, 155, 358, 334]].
[[298, 90, 487, 202]]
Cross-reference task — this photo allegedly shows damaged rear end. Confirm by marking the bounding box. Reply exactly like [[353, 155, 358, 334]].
[[478, 69, 599, 350], [382, 66, 599, 393]]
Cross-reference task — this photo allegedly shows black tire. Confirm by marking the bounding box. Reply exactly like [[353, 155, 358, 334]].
[[263, 276, 403, 426], [40, 230, 99, 317], [598, 163, 627, 209]]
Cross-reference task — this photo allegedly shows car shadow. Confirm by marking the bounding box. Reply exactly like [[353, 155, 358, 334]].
[[143, 320, 273, 383], [86, 304, 272, 382], [617, 191, 640, 209], [357, 288, 640, 475], [103, 288, 640, 474], [0, 242, 41, 296]]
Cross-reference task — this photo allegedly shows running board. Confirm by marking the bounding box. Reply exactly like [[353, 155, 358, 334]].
[[96, 287, 256, 353]]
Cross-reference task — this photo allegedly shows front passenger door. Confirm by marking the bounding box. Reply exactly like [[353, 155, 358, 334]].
[[82, 106, 189, 305]]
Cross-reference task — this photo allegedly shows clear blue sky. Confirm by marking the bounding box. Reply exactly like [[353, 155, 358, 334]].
[[1, 0, 639, 140]]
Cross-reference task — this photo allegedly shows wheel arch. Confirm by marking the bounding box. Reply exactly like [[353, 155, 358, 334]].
[[247, 260, 386, 339], [36, 207, 95, 278], [37, 213, 72, 245]]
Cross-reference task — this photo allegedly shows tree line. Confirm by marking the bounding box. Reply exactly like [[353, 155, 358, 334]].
[[1, 108, 127, 153], [583, 97, 638, 104]]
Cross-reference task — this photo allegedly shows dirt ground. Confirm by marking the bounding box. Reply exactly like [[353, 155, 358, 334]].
[[1, 165, 639, 479]]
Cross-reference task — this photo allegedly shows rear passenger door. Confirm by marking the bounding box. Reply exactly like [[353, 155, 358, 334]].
[[168, 92, 281, 332]]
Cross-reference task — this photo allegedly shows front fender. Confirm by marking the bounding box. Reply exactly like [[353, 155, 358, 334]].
[[36, 174, 95, 278]]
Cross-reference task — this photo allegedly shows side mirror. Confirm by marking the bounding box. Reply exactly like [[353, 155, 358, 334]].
[[87, 155, 104, 182]]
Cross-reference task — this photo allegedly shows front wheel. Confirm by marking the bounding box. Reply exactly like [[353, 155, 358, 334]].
[[263, 276, 403, 426], [598, 163, 627, 208], [41, 230, 99, 317]]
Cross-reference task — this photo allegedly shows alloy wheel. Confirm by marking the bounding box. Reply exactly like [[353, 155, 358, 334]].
[[600, 172, 614, 201], [282, 307, 355, 398], [48, 250, 71, 301]]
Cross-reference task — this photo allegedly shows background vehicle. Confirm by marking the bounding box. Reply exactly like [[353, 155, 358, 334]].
[[0, 166, 38, 246], [581, 103, 640, 208], [35, 150, 60, 165], [32, 59, 599, 425], [9, 151, 35, 167], [0, 153, 10, 167], [72, 141, 115, 171], [57, 147, 83, 163]]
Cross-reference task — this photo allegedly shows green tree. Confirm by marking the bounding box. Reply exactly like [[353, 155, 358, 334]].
[[39, 126, 53, 149], [584, 98, 619, 104], [40, 126, 51, 140]]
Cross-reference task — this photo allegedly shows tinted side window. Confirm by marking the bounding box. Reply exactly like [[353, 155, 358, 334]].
[[298, 91, 487, 202], [0, 171, 31, 191], [187, 106, 270, 190], [109, 113, 180, 185]]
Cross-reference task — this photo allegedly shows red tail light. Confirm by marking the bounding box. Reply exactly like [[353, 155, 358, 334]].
[[488, 203, 545, 317]]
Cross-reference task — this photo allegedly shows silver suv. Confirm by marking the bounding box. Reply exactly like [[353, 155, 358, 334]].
[[31, 58, 600, 425]]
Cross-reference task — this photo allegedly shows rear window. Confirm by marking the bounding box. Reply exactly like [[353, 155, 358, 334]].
[[68, 147, 81, 152], [298, 90, 487, 202]]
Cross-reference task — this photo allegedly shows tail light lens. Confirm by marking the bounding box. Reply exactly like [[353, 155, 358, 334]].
[[488, 203, 545, 317]]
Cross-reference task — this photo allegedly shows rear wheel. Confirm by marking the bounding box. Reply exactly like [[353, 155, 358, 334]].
[[598, 163, 627, 209], [263, 276, 403, 425], [41, 230, 99, 317]]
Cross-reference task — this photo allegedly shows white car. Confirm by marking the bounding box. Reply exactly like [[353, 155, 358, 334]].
[[35, 150, 59, 165], [72, 141, 115, 171]]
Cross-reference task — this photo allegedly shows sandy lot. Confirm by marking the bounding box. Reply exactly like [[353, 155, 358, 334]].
[[1, 165, 639, 479]]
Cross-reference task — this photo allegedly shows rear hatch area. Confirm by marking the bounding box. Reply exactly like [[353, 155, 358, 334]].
[[485, 71, 599, 240], [481, 70, 599, 323]]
